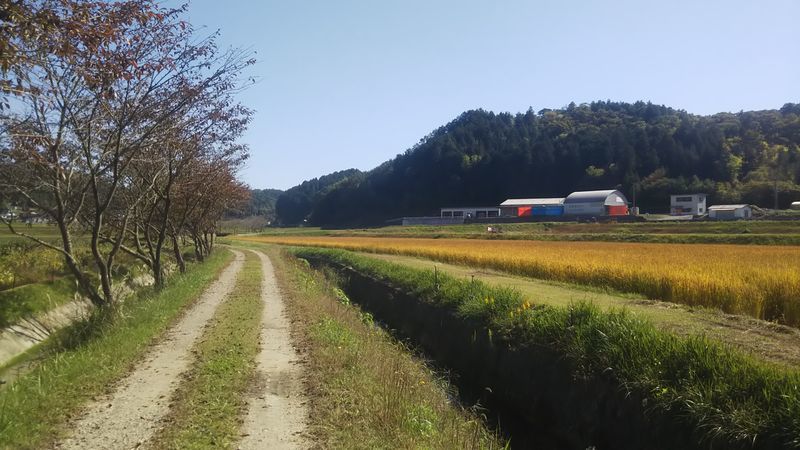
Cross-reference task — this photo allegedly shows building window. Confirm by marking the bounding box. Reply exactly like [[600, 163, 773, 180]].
[[488, 210, 498, 217], [453, 211, 464, 217], [675, 196, 693, 202], [442, 211, 452, 217]]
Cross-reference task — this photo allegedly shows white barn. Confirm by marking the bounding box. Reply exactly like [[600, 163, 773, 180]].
[[670, 194, 707, 216], [708, 204, 752, 220]]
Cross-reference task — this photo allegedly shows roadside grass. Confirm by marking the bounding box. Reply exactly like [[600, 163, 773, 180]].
[[293, 247, 800, 449], [152, 250, 263, 449], [0, 277, 77, 327], [0, 249, 232, 449], [265, 244, 505, 449]]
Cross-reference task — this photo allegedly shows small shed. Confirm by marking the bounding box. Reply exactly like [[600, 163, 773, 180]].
[[708, 204, 752, 220], [499, 198, 564, 217], [670, 193, 707, 216], [563, 190, 628, 216], [791, 201, 800, 210]]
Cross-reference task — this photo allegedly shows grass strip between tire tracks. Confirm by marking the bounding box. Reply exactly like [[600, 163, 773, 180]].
[[152, 250, 263, 449], [0, 249, 233, 449]]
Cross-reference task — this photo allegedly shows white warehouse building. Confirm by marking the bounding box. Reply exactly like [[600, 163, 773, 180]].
[[562, 190, 629, 216], [708, 204, 752, 220], [440, 206, 500, 219]]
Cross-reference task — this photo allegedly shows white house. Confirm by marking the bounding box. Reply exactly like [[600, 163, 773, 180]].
[[708, 204, 752, 220], [670, 194, 707, 216]]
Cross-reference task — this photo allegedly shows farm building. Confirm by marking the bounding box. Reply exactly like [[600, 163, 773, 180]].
[[670, 193, 707, 216], [440, 207, 500, 219], [563, 190, 629, 216], [708, 204, 752, 220], [499, 198, 564, 217]]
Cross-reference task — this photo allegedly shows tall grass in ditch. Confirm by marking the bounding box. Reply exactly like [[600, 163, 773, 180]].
[[293, 247, 800, 448], [243, 236, 800, 327], [271, 247, 504, 449]]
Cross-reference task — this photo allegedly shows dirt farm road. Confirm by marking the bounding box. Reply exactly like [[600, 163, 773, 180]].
[[58, 248, 307, 449], [239, 250, 308, 449]]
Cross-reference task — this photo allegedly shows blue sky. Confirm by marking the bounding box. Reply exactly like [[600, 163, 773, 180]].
[[181, 0, 799, 190]]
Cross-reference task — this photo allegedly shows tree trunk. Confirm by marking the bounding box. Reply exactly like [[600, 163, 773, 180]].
[[172, 234, 186, 273], [153, 257, 164, 289]]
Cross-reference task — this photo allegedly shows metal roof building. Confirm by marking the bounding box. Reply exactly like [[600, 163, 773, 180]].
[[708, 204, 752, 220], [440, 206, 500, 219], [500, 198, 565, 207], [563, 189, 628, 216], [499, 198, 565, 217]]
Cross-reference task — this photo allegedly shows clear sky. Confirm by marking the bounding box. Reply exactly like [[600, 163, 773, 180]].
[[180, 0, 800, 190]]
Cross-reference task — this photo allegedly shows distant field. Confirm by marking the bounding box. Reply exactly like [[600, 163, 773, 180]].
[[255, 220, 800, 245], [0, 225, 63, 247], [237, 235, 800, 327]]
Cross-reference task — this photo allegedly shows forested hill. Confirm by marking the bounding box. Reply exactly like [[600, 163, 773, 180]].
[[276, 101, 800, 226], [275, 169, 363, 225], [245, 189, 283, 220]]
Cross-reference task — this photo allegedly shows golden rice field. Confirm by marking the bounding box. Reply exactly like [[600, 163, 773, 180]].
[[239, 235, 800, 327]]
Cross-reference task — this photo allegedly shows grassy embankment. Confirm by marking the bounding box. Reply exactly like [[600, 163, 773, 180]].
[[238, 235, 800, 327], [153, 250, 263, 449], [254, 220, 800, 245], [254, 243, 503, 448], [0, 277, 78, 328], [0, 250, 233, 449], [293, 247, 800, 448], [362, 252, 800, 367]]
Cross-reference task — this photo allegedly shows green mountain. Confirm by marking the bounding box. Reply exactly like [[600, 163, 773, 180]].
[[275, 169, 363, 225], [284, 101, 800, 226], [226, 188, 284, 222]]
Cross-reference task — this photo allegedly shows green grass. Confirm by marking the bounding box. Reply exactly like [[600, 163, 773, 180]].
[[266, 245, 504, 449], [361, 252, 800, 367], [252, 220, 800, 245], [0, 225, 64, 248], [0, 249, 233, 449], [153, 250, 263, 449], [292, 247, 800, 448], [0, 277, 77, 328]]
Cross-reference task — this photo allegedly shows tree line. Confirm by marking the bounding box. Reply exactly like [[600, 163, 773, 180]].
[[1, 0, 252, 306], [275, 101, 800, 226]]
